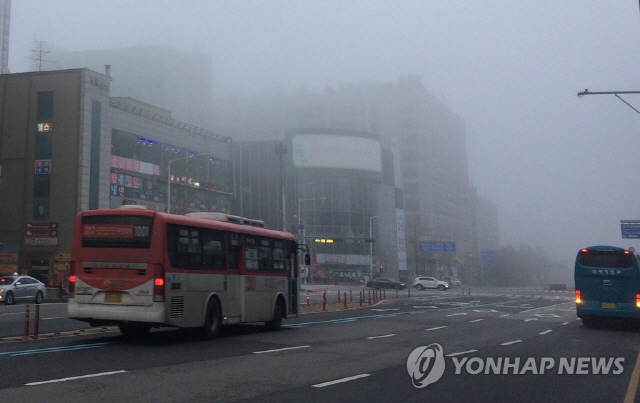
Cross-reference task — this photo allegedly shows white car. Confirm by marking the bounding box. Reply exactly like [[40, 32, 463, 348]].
[[0, 275, 47, 305], [412, 276, 450, 291]]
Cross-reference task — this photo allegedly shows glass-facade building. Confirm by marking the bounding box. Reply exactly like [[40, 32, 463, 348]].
[[0, 69, 232, 285]]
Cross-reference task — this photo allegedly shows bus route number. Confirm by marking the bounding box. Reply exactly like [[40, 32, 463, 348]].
[[134, 225, 150, 238]]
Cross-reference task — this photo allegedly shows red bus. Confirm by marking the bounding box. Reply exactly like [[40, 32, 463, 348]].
[[67, 207, 306, 338]]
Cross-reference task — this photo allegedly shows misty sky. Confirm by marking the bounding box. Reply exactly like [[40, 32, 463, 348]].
[[7, 1, 640, 270]]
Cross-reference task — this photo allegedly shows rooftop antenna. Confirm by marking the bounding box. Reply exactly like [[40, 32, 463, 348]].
[[29, 40, 55, 71]]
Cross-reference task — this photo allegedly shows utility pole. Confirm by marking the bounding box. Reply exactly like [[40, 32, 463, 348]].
[[275, 141, 287, 231], [577, 89, 640, 115]]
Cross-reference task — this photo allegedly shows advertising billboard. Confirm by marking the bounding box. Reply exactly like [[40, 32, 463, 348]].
[[287, 129, 382, 180]]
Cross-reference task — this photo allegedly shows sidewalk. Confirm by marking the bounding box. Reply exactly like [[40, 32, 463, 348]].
[[299, 282, 366, 292]]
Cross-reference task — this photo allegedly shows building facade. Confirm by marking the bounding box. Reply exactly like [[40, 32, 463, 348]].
[[0, 68, 232, 284], [212, 76, 493, 283], [35, 44, 214, 128], [233, 129, 405, 283]]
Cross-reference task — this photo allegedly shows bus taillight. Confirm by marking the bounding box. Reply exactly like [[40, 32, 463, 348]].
[[636, 294, 640, 309], [153, 264, 165, 302], [67, 263, 76, 297], [575, 290, 582, 304]]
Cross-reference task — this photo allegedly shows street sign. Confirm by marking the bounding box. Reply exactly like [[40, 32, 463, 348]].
[[621, 220, 640, 239], [481, 251, 498, 261], [290, 223, 305, 230], [26, 222, 58, 230], [419, 241, 456, 252]]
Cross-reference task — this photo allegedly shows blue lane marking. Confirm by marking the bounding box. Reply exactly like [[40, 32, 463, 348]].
[[0, 342, 112, 357], [284, 299, 539, 328]]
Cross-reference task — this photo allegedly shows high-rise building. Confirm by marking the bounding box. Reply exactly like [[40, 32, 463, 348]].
[[0, 0, 10, 74], [0, 68, 232, 284], [36, 44, 214, 127], [212, 75, 497, 283]]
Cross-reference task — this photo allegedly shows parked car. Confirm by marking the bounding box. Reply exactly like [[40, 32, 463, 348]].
[[444, 276, 462, 288], [0, 275, 47, 305], [366, 277, 407, 290], [412, 276, 450, 291]]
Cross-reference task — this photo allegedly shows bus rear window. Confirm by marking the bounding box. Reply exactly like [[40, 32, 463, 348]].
[[82, 215, 153, 248], [579, 251, 634, 269]]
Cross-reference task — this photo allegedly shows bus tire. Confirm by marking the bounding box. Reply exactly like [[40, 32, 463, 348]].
[[202, 298, 222, 340], [265, 299, 285, 331]]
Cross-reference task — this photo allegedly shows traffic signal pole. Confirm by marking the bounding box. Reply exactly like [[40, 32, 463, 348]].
[[577, 89, 640, 115]]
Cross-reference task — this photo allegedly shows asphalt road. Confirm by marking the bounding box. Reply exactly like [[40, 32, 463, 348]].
[[0, 287, 638, 403]]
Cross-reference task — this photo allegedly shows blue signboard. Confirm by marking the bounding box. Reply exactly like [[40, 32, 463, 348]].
[[621, 220, 640, 239], [290, 224, 305, 230], [481, 251, 498, 261], [420, 241, 456, 252]]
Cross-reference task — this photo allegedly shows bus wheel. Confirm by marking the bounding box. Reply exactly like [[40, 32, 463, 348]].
[[118, 323, 150, 338], [202, 298, 221, 340], [265, 299, 285, 331]]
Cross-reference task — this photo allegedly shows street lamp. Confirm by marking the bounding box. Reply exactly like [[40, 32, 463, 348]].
[[296, 196, 325, 284], [283, 182, 315, 231], [297, 197, 326, 239], [369, 214, 390, 276]]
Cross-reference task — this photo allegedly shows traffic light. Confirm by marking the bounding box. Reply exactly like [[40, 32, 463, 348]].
[[379, 264, 384, 272]]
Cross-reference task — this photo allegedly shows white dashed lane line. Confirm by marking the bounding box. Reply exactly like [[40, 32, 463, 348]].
[[501, 340, 522, 346], [312, 374, 370, 388]]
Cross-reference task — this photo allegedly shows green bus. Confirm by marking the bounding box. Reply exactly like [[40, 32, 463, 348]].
[[574, 245, 640, 327]]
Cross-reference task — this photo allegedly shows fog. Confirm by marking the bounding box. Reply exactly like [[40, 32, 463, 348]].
[[7, 1, 640, 269]]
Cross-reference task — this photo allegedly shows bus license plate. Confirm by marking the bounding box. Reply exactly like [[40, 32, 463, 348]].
[[601, 302, 615, 309], [105, 292, 122, 303]]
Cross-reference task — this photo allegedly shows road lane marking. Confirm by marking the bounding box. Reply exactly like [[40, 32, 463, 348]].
[[470, 319, 484, 323], [312, 374, 370, 387], [425, 326, 447, 331], [624, 350, 640, 403], [501, 340, 522, 346], [519, 301, 573, 314], [25, 370, 128, 386], [539, 330, 552, 335], [446, 350, 478, 357], [562, 321, 570, 325], [447, 313, 468, 316], [252, 345, 311, 354], [0, 342, 112, 356], [367, 334, 396, 339]]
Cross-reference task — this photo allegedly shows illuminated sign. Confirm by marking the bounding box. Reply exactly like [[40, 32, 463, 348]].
[[35, 160, 51, 174], [37, 123, 52, 132]]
